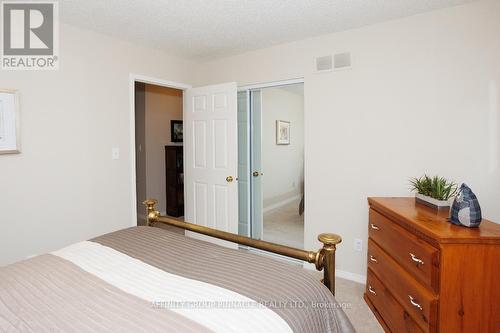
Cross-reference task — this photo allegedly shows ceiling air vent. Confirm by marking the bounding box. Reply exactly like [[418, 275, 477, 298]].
[[315, 55, 333, 72], [333, 52, 351, 70]]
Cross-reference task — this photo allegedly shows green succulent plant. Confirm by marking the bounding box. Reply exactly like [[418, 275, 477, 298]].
[[409, 175, 458, 201]]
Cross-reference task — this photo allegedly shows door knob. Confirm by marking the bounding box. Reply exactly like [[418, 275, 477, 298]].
[[226, 176, 234, 183], [253, 171, 259, 177]]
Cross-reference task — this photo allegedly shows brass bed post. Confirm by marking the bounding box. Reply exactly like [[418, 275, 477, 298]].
[[317, 233, 342, 296], [143, 199, 160, 226], [143, 199, 342, 295]]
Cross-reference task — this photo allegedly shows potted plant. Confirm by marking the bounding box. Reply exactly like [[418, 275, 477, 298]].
[[409, 175, 458, 210]]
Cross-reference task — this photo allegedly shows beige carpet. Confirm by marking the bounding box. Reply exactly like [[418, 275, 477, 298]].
[[334, 278, 384, 332], [307, 271, 383, 333], [263, 199, 304, 249]]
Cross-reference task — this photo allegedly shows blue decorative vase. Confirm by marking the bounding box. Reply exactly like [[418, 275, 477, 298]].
[[449, 184, 482, 228]]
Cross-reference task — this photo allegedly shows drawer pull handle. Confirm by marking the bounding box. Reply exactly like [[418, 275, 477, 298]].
[[369, 255, 378, 263], [408, 295, 423, 311], [410, 253, 425, 265], [368, 285, 377, 295], [370, 224, 380, 230]]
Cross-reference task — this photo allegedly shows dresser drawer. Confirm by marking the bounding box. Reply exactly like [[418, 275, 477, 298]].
[[368, 239, 438, 333], [366, 269, 425, 333], [369, 209, 440, 292]]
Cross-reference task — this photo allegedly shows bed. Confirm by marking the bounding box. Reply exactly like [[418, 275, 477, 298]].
[[0, 200, 354, 332]]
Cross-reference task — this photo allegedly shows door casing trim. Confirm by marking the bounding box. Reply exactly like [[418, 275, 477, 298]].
[[238, 78, 305, 247], [238, 78, 304, 91], [129, 73, 191, 226]]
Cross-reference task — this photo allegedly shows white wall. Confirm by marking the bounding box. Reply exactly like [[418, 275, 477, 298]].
[[197, 0, 500, 278], [261, 86, 304, 208], [144, 85, 183, 215], [0, 23, 197, 266], [1, 0, 499, 278]]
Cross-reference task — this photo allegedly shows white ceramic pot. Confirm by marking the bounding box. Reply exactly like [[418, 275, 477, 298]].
[[415, 193, 451, 211]]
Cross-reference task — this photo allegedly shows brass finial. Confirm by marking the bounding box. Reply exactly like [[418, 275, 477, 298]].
[[318, 233, 342, 246], [143, 198, 158, 207], [143, 199, 160, 226]]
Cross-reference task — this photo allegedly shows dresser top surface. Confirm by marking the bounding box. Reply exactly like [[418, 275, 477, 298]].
[[368, 197, 500, 244]]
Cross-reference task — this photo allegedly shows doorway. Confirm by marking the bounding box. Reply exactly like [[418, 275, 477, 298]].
[[238, 82, 305, 249], [134, 81, 185, 227], [131, 77, 240, 243]]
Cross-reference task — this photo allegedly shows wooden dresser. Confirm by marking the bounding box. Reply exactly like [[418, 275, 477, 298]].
[[165, 145, 184, 217], [365, 197, 500, 333]]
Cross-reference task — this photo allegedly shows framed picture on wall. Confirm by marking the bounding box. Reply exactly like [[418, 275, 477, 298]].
[[0, 89, 21, 154], [171, 120, 183, 143], [276, 120, 290, 145]]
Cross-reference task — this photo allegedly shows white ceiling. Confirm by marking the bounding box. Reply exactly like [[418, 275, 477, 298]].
[[60, 0, 473, 60]]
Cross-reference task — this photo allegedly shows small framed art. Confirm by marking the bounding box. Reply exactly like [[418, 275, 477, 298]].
[[171, 120, 183, 143], [276, 120, 290, 145], [0, 89, 20, 154]]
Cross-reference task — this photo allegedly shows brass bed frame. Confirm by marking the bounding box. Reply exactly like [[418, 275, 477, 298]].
[[144, 199, 342, 295]]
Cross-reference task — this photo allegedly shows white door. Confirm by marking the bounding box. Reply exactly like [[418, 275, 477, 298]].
[[184, 82, 239, 245]]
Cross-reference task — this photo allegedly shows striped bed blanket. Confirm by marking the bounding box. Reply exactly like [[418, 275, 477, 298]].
[[0, 226, 354, 332]]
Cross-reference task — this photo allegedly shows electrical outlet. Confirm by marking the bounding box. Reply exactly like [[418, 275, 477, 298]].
[[354, 238, 363, 252], [112, 147, 120, 160]]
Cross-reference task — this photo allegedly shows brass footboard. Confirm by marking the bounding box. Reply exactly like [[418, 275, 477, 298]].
[[144, 199, 342, 295]]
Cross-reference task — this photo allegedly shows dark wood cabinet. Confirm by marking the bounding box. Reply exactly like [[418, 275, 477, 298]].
[[365, 197, 500, 333], [165, 146, 184, 217]]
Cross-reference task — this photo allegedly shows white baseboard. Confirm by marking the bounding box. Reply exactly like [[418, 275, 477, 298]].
[[247, 247, 304, 266], [303, 263, 366, 285], [263, 194, 302, 214]]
